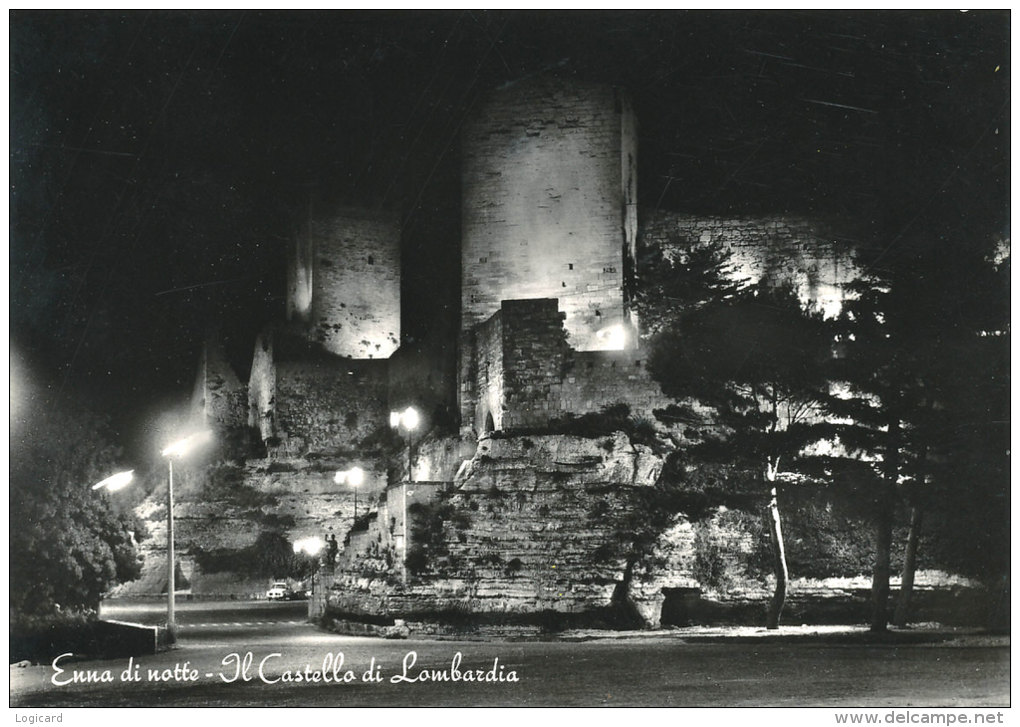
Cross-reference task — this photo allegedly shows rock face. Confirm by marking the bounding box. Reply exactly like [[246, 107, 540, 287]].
[[328, 431, 683, 625], [115, 456, 386, 597]]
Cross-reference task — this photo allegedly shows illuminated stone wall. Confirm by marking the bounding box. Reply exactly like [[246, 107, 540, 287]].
[[190, 332, 247, 435], [247, 328, 391, 456], [461, 75, 638, 352], [468, 298, 666, 434], [248, 330, 276, 445], [287, 206, 401, 359], [638, 210, 859, 318]]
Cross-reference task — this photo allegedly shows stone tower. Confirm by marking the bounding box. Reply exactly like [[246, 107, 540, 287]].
[[287, 205, 401, 359], [460, 75, 638, 351]]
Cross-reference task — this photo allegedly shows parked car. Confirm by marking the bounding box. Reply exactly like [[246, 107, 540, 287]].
[[266, 582, 293, 601]]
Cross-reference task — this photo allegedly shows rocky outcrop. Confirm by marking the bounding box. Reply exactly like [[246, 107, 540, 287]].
[[328, 431, 680, 624], [115, 456, 386, 597]]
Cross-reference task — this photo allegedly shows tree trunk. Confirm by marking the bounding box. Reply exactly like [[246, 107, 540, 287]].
[[871, 418, 900, 633], [893, 506, 922, 627], [765, 478, 788, 630]]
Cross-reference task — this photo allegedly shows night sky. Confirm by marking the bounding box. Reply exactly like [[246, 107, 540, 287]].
[[10, 10, 1009, 458]]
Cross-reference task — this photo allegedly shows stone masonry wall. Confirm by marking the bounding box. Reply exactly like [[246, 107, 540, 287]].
[[247, 328, 391, 456], [560, 350, 664, 423], [248, 330, 276, 445], [288, 205, 401, 359], [472, 307, 506, 433], [272, 357, 389, 457], [639, 210, 859, 318], [386, 336, 458, 432], [190, 332, 248, 452], [461, 75, 635, 351], [322, 433, 921, 628], [499, 299, 571, 430], [469, 298, 667, 433]]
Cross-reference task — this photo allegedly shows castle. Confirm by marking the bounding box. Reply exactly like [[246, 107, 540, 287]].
[[196, 74, 854, 455], [175, 74, 859, 623]]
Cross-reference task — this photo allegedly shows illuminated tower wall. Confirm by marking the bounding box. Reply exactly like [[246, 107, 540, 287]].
[[460, 75, 638, 351], [287, 205, 401, 359]]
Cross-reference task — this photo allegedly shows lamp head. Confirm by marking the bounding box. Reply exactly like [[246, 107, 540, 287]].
[[162, 430, 213, 458], [93, 470, 134, 492]]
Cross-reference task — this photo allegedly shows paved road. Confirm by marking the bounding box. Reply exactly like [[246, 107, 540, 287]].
[[9, 601, 1010, 708], [99, 597, 309, 631]]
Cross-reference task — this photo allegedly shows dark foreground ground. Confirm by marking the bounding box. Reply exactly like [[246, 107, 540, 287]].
[[8, 600, 1009, 708]]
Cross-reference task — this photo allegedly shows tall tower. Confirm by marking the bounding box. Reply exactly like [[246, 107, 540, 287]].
[[460, 75, 638, 351], [287, 205, 401, 359]]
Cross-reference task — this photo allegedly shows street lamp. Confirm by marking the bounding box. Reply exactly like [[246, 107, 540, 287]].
[[390, 406, 420, 482], [160, 430, 212, 642], [334, 467, 365, 520], [390, 406, 420, 584], [92, 470, 134, 492]]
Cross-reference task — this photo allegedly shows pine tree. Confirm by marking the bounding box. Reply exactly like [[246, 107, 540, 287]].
[[830, 238, 1009, 631], [648, 282, 834, 628]]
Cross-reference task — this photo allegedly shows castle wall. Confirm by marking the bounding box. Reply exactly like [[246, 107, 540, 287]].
[[639, 211, 859, 318], [190, 332, 248, 445], [120, 456, 388, 597], [560, 350, 664, 423], [273, 357, 390, 456], [387, 336, 458, 434], [469, 298, 666, 433], [499, 299, 571, 430], [472, 307, 506, 433], [248, 331, 276, 445], [247, 329, 390, 457], [461, 76, 636, 351], [288, 206, 401, 359]]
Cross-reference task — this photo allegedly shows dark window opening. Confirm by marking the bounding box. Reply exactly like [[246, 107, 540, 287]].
[[367, 255, 374, 265]]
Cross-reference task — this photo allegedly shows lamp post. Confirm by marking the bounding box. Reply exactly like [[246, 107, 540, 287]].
[[160, 430, 212, 642], [390, 406, 419, 583]]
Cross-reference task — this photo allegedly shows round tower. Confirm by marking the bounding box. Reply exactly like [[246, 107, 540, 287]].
[[460, 74, 638, 351], [287, 205, 401, 359]]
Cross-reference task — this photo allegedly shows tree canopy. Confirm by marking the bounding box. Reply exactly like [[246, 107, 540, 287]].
[[10, 396, 143, 624]]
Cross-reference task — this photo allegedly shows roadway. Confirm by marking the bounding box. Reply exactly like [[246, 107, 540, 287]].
[[8, 599, 1010, 708]]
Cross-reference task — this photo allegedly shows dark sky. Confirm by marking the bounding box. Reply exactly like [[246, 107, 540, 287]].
[[9, 10, 1009, 455]]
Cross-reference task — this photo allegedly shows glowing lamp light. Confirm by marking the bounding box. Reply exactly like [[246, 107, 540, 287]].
[[597, 324, 627, 350], [293, 536, 324, 556], [161, 430, 213, 458], [346, 467, 365, 486], [390, 406, 420, 431], [93, 470, 134, 492], [334, 467, 365, 486]]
